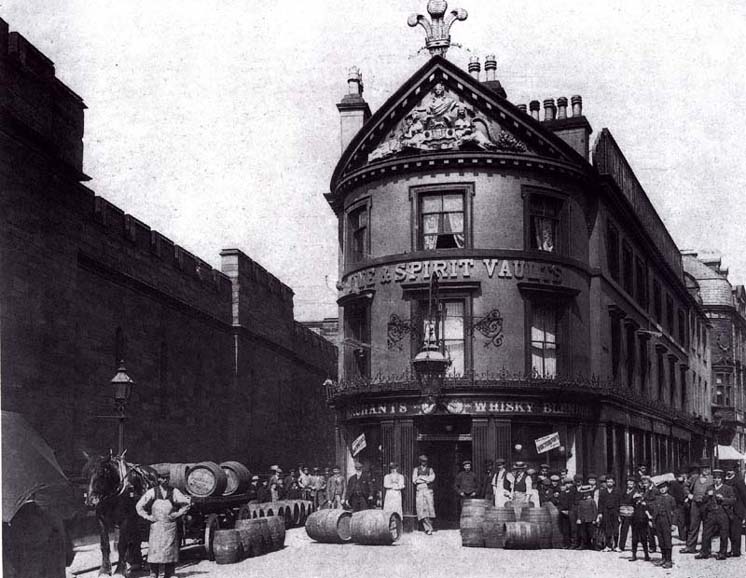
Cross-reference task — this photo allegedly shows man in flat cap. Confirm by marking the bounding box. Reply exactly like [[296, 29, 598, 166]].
[[454, 459, 478, 516], [326, 465, 345, 509], [696, 468, 735, 560], [491, 458, 513, 507], [413, 454, 436, 534], [681, 463, 712, 554], [598, 476, 621, 551]]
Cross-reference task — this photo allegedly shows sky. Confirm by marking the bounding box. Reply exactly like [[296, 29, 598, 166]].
[[3, 0, 746, 320]]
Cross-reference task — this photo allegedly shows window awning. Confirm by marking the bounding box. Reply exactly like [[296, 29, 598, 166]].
[[717, 444, 746, 461]]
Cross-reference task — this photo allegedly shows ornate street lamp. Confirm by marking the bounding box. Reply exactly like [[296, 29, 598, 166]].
[[110, 362, 135, 454], [412, 275, 450, 404]]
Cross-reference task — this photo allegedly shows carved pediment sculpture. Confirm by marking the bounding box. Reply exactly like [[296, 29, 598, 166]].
[[368, 83, 528, 163]]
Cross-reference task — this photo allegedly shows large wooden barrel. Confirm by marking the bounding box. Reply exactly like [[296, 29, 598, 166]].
[[543, 502, 564, 549], [482, 506, 516, 548], [459, 499, 487, 547], [213, 529, 243, 564], [166, 463, 191, 492], [186, 461, 227, 497], [265, 515, 286, 550], [350, 510, 402, 545], [524, 507, 552, 548], [503, 521, 541, 550], [236, 518, 271, 557], [235, 519, 267, 557], [220, 461, 252, 496], [305, 509, 353, 543]]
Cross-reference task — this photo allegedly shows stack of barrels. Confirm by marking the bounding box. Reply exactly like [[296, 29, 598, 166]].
[[212, 514, 287, 565], [459, 500, 561, 550], [151, 461, 252, 497], [305, 510, 402, 546]]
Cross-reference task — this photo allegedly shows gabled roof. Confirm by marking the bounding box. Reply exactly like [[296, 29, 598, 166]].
[[329, 56, 591, 200]]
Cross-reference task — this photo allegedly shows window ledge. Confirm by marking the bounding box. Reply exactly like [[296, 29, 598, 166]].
[[401, 280, 481, 295], [337, 289, 376, 306], [517, 282, 579, 300]]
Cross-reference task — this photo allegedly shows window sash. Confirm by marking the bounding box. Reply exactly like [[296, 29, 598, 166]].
[[420, 193, 465, 250], [531, 304, 559, 378], [420, 300, 466, 376]]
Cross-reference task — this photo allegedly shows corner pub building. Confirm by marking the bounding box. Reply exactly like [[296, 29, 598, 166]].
[[323, 2, 718, 529]]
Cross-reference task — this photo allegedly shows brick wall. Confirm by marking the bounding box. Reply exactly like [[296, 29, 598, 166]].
[[0, 19, 337, 475]]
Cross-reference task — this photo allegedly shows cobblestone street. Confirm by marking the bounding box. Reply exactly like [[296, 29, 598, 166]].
[[70, 529, 744, 578]]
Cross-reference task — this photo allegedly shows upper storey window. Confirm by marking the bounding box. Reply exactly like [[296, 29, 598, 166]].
[[420, 193, 465, 250], [347, 204, 369, 265], [528, 195, 562, 253]]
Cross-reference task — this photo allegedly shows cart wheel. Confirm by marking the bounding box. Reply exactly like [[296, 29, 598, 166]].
[[237, 504, 252, 520], [204, 514, 219, 561]]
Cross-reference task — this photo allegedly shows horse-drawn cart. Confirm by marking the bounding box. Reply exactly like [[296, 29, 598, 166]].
[[179, 497, 314, 560]]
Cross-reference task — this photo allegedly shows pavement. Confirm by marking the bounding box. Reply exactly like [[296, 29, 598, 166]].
[[69, 529, 744, 578]]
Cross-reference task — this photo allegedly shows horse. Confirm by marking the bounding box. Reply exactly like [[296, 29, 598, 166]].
[[83, 451, 157, 577]]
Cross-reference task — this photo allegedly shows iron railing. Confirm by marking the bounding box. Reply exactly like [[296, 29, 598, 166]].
[[326, 369, 713, 430]]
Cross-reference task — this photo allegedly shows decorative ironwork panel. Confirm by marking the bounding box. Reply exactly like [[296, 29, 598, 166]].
[[470, 308, 504, 348]]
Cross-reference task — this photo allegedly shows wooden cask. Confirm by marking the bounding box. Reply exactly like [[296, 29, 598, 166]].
[[265, 515, 286, 550], [213, 529, 243, 564], [305, 509, 353, 543], [482, 506, 516, 548], [220, 461, 252, 496], [459, 499, 487, 547], [503, 521, 541, 550], [350, 510, 402, 545], [186, 462, 227, 497], [167, 463, 191, 492], [235, 519, 267, 557], [524, 507, 552, 548]]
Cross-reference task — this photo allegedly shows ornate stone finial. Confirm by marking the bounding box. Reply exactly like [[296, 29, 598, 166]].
[[408, 0, 468, 57]]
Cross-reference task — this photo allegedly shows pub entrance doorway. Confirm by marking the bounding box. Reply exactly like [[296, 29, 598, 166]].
[[418, 438, 472, 528]]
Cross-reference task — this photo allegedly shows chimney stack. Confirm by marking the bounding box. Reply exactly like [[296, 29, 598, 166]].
[[517, 104, 528, 114], [336, 66, 371, 153], [468, 56, 481, 80], [556, 97, 568, 120], [571, 95, 583, 117], [529, 100, 540, 121], [484, 54, 497, 81], [543, 98, 556, 121]]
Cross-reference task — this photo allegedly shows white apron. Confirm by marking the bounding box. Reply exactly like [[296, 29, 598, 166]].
[[147, 499, 179, 563]]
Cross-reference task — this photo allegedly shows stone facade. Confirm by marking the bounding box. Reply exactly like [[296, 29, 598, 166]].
[[324, 53, 717, 526], [0, 19, 337, 475]]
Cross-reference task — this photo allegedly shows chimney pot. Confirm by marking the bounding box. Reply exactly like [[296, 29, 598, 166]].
[[484, 54, 497, 81], [347, 66, 362, 96], [529, 100, 540, 121], [517, 104, 528, 113], [543, 98, 556, 121], [468, 56, 481, 80], [557, 96, 568, 119], [571, 95, 583, 117]]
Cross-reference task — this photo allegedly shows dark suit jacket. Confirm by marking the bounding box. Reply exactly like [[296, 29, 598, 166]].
[[725, 475, 746, 518], [347, 473, 372, 498]]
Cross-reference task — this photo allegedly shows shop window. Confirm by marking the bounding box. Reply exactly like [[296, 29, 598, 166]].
[[347, 204, 369, 265], [610, 315, 621, 381], [419, 192, 465, 250], [639, 336, 648, 393], [528, 195, 563, 253], [669, 357, 677, 407], [653, 279, 662, 323], [344, 302, 370, 379], [666, 295, 674, 335], [530, 303, 560, 378], [420, 300, 467, 376], [625, 323, 636, 388], [656, 348, 665, 401], [677, 309, 686, 346], [606, 222, 620, 281], [635, 258, 648, 309], [622, 242, 633, 295]]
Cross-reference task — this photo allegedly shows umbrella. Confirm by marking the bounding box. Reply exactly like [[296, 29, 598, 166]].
[[1, 411, 80, 523]]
